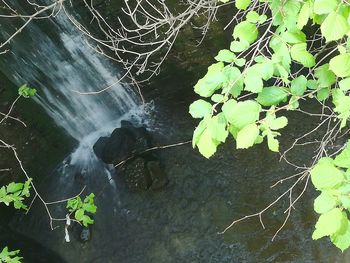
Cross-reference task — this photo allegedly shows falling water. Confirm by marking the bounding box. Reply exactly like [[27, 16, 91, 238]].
[[0, 5, 140, 139]]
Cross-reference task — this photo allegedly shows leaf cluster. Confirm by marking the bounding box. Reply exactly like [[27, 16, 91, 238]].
[[0, 179, 32, 210], [311, 143, 350, 251], [0, 247, 22, 263], [66, 193, 97, 227]]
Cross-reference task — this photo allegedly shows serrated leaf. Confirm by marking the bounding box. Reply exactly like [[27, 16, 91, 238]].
[[297, 1, 310, 29], [75, 209, 85, 221], [192, 118, 207, 148], [267, 132, 279, 152], [314, 0, 338, 15], [314, 192, 337, 214], [236, 123, 259, 149], [235, 0, 251, 10], [269, 116, 288, 130], [230, 40, 250, 53], [321, 12, 349, 43], [256, 86, 288, 106], [315, 64, 336, 87], [207, 113, 228, 142], [331, 221, 350, 252], [290, 43, 315, 67], [233, 21, 258, 44], [312, 208, 347, 240], [197, 129, 219, 158], [310, 158, 344, 190], [215, 49, 236, 63], [222, 100, 261, 129], [329, 54, 350, 77], [189, 100, 212, 118], [334, 144, 350, 168], [339, 78, 350, 91], [291, 75, 307, 96]]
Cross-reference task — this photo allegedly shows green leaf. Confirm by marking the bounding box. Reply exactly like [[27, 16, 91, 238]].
[[189, 100, 212, 118], [256, 86, 288, 106], [230, 40, 250, 53], [268, 116, 288, 130], [18, 84, 37, 98], [222, 100, 261, 129], [197, 129, 219, 158], [314, 192, 337, 214], [235, 0, 251, 10], [214, 49, 236, 63], [297, 1, 310, 29], [329, 54, 350, 77], [234, 58, 246, 67], [339, 78, 350, 91], [312, 208, 347, 240], [315, 64, 336, 87], [194, 62, 225, 97], [207, 113, 228, 142], [317, 88, 330, 101], [75, 209, 85, 221], [83, 203, 97, 214], [282, 29, 306, 44], [222, 66, 244, 97], [331, 221, 350, 252], [321, 12, 349, 43], [267, 132, 279, 152], [233, 21, 258, 44], [310, 158, 344, 190], [244, 65, 263, 93], [290, 43, 315, 67], [236, 123, 259, 149], [291, 75, 307, 96], [82, 215, 94, 227], [314, 0, 338, 15], [334, 144, 350, 169], [192, 118, 207, 148], [6, 183, 23, 194], [246, 11, 260, 23], [211, 94, 224, 103]]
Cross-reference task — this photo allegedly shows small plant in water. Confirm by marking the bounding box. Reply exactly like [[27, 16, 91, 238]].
[[66, 193, 97, 227], [0, 247, 22, 263]]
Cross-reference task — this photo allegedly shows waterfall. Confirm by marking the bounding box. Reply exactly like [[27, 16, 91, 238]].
[[0, 3, 140, 140], [0, 3, 146, 210]]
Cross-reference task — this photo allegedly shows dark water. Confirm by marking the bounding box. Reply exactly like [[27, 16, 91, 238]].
[[7, 81, 350, 262]]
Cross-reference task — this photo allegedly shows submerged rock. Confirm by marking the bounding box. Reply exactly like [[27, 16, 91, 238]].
[[123, 157, 152, 192], [80, 227, 91, 243], [147, 161, 169, 191], [93, 120, 168, 192]]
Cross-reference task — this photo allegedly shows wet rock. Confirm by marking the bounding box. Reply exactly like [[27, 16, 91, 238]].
[[80, 227, 91, 243], [123, 157, 152, 192], [92, 136, 109, 159], [94, 121, 152, 164], [101, 127, 136, 164], [147, 161, 168, 191]]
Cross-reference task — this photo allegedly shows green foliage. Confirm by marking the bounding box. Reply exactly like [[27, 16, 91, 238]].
[[192, 0, 350, 251], [0, 247, 22, 263], [0, 179, 32, 210], [18, 84, 36, 98], [66, 193, 97, 227], [310, 143, 350, 251]]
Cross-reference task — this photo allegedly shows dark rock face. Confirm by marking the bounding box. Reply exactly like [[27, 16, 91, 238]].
[[93, 120, 167, 192], [93, 120, 151, 164], [92, 136, 109, 160]]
